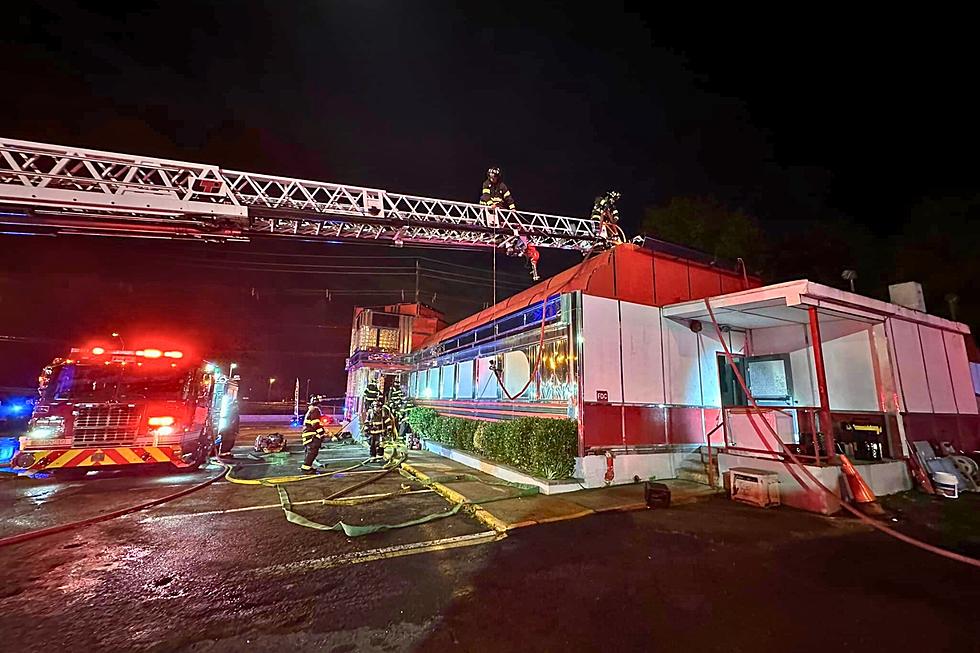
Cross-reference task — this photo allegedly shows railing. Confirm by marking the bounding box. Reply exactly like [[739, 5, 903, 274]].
[[721, 406, 827, 465]]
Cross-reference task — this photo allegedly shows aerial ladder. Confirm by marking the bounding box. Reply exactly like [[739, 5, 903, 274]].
[[0, 137, 601, 250]]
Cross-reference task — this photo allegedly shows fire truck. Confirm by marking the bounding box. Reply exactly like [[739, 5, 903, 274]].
[[11, 344, 239, 476]]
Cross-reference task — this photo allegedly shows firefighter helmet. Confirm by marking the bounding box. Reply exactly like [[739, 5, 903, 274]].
[[487, 166, 501, 179], [606, 190, 621, 202], [308, 394, 324, 405], [254, 432, 287, 454]]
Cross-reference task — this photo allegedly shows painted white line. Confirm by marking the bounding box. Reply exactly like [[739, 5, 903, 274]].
[[252, 530, 502, 576], [138, 489, 436, 522]]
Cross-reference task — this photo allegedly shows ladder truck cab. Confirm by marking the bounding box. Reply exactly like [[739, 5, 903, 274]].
[[12, 344, 239, 476]]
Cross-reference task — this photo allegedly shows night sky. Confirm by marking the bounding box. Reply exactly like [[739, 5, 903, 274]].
[[1, 2, 977, 392]]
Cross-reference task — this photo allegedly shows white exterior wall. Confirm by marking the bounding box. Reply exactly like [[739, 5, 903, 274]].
[[887, 318, 976, 415], [920, 326, 956, 413], [664, 319, 744, 407], [819, 320, 879, 412], [888, 318, 933, 412], [945, 332, 977, 414], [620, 301, 666, 404], [581, 295, 624, 403]]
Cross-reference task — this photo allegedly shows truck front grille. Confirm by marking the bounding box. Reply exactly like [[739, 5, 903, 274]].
[[72, 404, 142, 446]]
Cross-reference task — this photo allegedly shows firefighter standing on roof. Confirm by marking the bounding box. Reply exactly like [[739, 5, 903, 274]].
[[592, 190, 624, 247], [300, 394, 327, 474], [481, 167, 516, 211]]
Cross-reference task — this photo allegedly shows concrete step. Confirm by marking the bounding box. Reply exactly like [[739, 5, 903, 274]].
[[675, 469, 714, 485]]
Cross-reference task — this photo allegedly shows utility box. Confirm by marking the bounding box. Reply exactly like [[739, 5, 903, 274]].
[[889, 282, 927, 312], [730, 467, 780, 508]]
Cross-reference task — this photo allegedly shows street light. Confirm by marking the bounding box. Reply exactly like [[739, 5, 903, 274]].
[[267, 377, 276, 401], [111, 332, 125, 349], [230, 363, 238, 377]]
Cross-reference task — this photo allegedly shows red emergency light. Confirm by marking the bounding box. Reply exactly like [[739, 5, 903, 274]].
[[164, 350, 183, 359], [91, 347, 105, 355], [138, 349, 163, 359]]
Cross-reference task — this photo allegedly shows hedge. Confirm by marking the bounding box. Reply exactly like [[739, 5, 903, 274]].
[[405, 407, 577, 480]]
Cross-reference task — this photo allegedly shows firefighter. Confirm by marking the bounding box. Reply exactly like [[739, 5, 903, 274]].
[[365, 397, 396, 458], [388, 382, 406, 431], [505, 227, 541, 281], [480, 167, 516, 211], [300, 394, 327, 474], [592, 190, 625, 248], [361, 378, 381, 420]]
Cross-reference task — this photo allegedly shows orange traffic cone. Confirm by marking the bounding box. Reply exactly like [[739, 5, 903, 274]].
[[839, 455, 886, 516]]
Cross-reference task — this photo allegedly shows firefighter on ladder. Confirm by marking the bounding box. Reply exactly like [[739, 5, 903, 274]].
[[481, 167, 540, 281], [481, 166, 516, 212], [505, 227, 540, 281], [591, 190, 625, 252], [300, 394, 327, 474]]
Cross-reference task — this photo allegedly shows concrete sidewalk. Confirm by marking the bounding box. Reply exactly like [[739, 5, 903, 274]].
[[400, 448, 720, 531]]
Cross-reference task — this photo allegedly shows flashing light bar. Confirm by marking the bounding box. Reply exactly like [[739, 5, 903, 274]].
[[91, 346, 105, 355], [164, 350, 184, 359]]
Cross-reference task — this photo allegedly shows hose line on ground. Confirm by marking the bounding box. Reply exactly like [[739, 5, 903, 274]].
[[0, 464, 228, 548]]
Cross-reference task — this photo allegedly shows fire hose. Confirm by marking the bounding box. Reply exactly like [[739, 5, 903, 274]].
[[492, 299, 548, 400], [704, 297, 980, 569], [0, 465, 228, 548]]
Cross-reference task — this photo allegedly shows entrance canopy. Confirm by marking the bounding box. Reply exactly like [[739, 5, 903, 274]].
[[662, 279, 968, 334]]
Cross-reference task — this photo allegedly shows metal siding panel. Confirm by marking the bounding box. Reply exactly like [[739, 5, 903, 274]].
[[582, 294, 624, 403], [583, 258, 618, 301], [620, 301, 666, 404], [624, 405, 667, 445], [664, 317, 701, 406], [890, 319, 933, 413], [653, 257, 691, 305], [614, 247, 656, 305], [668, 406, 706, 444], [582, 403, 624, 449], [919, 325, 957, 413], [720, 274, 745, 294], [689, 266, 722, 301], [943, 331, 979, 415]]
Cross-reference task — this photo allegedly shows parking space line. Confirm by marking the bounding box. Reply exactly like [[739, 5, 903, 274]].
[[137, 489, 436, 522], [252, 530, 503, 576]]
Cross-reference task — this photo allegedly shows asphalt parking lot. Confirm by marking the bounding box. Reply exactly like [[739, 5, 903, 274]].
[[2, 431, 979, 653]]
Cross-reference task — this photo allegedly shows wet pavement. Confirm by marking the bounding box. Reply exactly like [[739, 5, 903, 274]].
[[1, 432, 979, 652]]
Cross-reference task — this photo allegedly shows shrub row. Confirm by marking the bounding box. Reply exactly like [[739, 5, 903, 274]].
[[405, 407, 578, 479]]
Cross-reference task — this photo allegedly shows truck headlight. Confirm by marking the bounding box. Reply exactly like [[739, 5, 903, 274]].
[[27, 416, 65, 440]]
